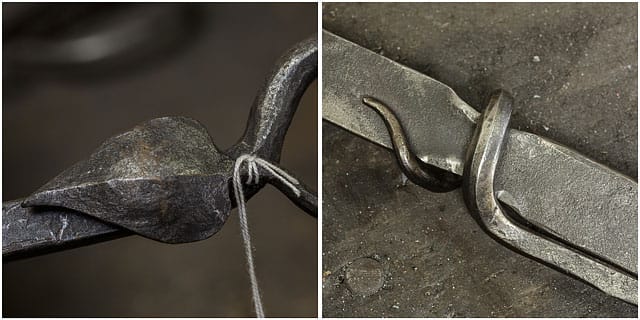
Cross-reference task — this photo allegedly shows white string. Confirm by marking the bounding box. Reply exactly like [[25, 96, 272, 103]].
[[232, 154, 301, 318]]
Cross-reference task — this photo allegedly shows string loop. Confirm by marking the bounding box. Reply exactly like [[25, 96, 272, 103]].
[[232, 154, 301, 318]]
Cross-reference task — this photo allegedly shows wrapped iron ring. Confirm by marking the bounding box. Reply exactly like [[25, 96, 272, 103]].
[[463, 91, 636, 304]]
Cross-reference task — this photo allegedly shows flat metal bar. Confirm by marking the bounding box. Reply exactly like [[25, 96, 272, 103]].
[[322, 30, 637, 274], [2, 199, 129, 260]]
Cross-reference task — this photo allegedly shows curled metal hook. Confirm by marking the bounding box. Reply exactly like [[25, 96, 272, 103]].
[[228, 36, 318, 162], [227, 36, 318, 216], [362, 96, 461, 192], [463, 90, 637, 304]]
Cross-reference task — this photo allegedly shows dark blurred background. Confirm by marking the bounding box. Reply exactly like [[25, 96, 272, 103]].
[[3, 3, 317, 317]]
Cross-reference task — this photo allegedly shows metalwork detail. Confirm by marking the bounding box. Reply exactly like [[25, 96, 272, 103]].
[[3, 36, 317, 257], [363, 88, 638, 303], [362, 95, 460, 192], [2, 199, 127, 261], [22, 117, 234, 244], [322, 30, 637, 282], [463, 90, 637, 304]]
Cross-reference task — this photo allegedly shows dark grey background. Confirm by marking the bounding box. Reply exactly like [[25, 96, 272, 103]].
[[323, 2, 637, 317], [3, 3, 317, 317]]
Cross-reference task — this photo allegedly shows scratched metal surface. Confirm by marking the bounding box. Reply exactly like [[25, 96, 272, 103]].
[[3, 3, 317, 317], [322, 2, 637, 317]]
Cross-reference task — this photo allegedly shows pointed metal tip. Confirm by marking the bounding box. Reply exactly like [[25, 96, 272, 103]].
[[361, 95, 377, 106], [21, 194, 45, 208], [362, 96, 389, 115], [21, 188, 59, 208]]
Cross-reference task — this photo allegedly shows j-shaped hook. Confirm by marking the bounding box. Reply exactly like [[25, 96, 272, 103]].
[[362, 96, 461, 192]]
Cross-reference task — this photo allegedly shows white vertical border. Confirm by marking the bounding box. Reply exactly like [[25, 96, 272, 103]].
[[0, 2, 4, 316], [316, 1, 323, 318]]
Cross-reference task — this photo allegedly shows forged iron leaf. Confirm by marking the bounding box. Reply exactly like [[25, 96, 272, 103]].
[[22, 117, 234, 243]]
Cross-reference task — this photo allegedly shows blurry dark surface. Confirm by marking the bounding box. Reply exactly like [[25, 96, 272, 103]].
[[322, 3, 637, 317], [3, 3, 202, 84], [3, 3, 317, 317]]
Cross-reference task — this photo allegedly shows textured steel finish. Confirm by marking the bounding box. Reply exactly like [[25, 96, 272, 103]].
[[227, 37, 318, 161], [355, 89, 638, 303], [2, 199, 127, 260], [322, 30, 637, 275], [463, 91, 637, 304], [3, 36, 317, 255], [23, 116, 234, 243]]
